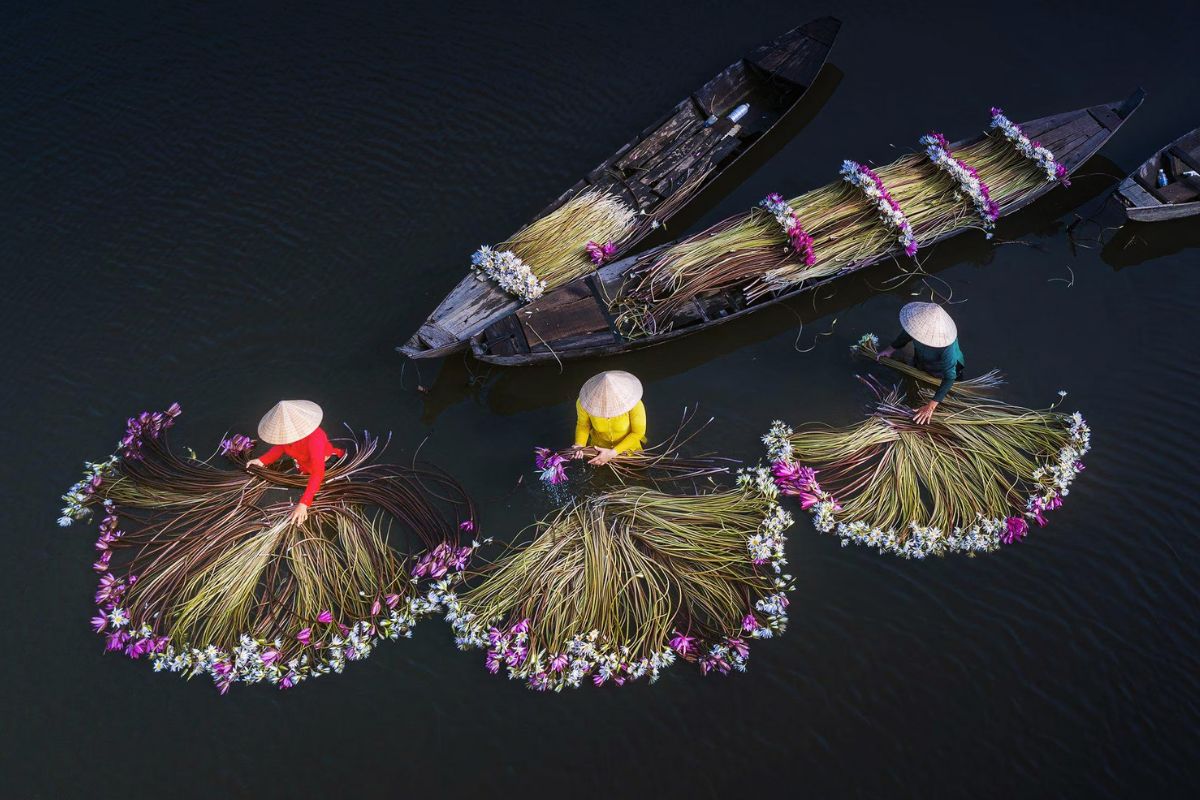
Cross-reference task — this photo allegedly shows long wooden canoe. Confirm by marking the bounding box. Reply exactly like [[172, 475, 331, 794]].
[[397, 17, 841, 359], [1114, 125, 1200, 222], [471, 90, 1145, 366]]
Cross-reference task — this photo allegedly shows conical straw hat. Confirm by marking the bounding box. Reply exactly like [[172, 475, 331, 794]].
[[899, 302, 957, 348], [258, 400, 324, 445], [579, 371, 643, 418]]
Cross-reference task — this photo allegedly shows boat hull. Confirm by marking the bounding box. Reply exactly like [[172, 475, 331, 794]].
[[472, 90, 1147, 366]]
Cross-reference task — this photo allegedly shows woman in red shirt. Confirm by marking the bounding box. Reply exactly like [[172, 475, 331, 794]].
[[246, 400, 345, 524]]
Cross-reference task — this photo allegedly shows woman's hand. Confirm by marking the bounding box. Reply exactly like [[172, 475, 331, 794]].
[[876, 346, 895, 361], [570, 446, 588, 461], [913, 401, 938, 425], [246, 458, 264, 470], [588, 447, 617, 466], [290, 502, 309, 525]]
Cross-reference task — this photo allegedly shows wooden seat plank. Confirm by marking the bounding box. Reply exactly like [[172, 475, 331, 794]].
[[1118, 179, 1160, 208]]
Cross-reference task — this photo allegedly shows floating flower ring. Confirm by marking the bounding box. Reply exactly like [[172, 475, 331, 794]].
[[920, 132, 1001, 237], [989, 107, 1071, 187], [759, 193, 816, 266], [840, 161, 919, 257], [470, 245, 546, 302]]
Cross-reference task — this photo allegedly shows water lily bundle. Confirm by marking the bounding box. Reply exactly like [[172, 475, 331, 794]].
[[473, 189, 638, 300], [61, 405, 479, 693], [762, 381, 1091, 559], [615, 107, 1068, 337], [852, 333, 1004, 398], [534, 407, 735, 486], [442, 473, 793, 691]]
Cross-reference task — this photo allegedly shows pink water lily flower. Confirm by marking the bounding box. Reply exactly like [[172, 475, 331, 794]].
[[280, 672, 297, 689], [296, 628, 312, 646], [1002, 516, 1029, 545], [741, 614, 759, 632], [91, 614, 108, 633], [370, 599, 382, 616], [549, 653, 569, 672], [459, 519, 475, 533], [261, 648, 280, 666], [727, 637, 750, 660], [316, 610, 333, 624], [385, 594, 401, 609], [669, 631, 695, 656]]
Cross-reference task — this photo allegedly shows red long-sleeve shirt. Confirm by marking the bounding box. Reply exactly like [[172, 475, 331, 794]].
[[258, 428, 346, 506]]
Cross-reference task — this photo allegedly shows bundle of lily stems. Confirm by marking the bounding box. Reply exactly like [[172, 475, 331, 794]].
[[60, 405, 478, 693], [535, 407, 735, 487], [762, 369, 1091, 559], [442, 468, 793, 690], [615, 109, 1066, 336], [473, 189, 639, 301]]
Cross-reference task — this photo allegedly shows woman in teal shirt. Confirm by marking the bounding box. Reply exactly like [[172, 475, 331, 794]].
[[877, 302, 964, 424]]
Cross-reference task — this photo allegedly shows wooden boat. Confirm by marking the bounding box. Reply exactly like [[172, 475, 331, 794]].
[[471, 90, 1146, 366], [1114, 126, 1200, 222], [397, 17, 841, 359]]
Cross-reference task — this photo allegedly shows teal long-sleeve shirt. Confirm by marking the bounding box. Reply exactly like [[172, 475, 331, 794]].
[[891, 332, 965, 403]]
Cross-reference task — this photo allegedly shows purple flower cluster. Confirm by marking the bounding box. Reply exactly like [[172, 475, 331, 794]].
[[411, 541, 472, 579], [771, 462, 839, 512], [920, 131, 1000, 227], [534, 447, 569, 485], [120, 403, 181, 460], [760, 192, 817, 266], [989, 107, 1071, 188], [840, 161, 919, 257], [219, 433, 256, 457], [586, 240, 619, 266]]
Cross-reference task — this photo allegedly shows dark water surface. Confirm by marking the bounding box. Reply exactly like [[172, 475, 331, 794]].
[[5, 1, 1199, 797]]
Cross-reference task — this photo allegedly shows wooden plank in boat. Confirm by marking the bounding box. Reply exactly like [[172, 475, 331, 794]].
[[1035, 114, 1101, 154], [1169, 146, 1200, 175], [518, 293, 610, 344], [756, 37, 825, 86], [652, 130, 742, 197], [1089, 105, 1124, 131], [487, 314, 530, 356], [638, 123, 729, 190], [616, 101, 703, 171], [417, 321, 458, 350], [694, 61, 750, 117], [1119, 179, 1160, 208], [1156, 182, 1200, 204], [529, 329, 616, 354]]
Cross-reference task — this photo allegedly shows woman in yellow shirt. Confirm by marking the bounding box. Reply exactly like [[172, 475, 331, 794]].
[[571, 370, 647, 466]]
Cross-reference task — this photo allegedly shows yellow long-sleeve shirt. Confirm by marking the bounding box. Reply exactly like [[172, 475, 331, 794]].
[[573, 399, 646, 453]]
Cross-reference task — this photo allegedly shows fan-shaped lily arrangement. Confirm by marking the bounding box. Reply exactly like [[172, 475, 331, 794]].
[[61, 405, 479, 693], [763, 379, 1090, 559], [441, 471, 793, 691]]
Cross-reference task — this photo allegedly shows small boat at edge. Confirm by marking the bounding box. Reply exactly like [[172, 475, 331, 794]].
[[1114, 125, 1200, 222]]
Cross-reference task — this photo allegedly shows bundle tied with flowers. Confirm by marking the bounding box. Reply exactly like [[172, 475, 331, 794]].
[[762, 378, 1091, 560], [441, 472, 793, 691], [614, 107, 1071, 337], [60, 405, 480, 693], [534, 406, 736, 487], [471, 189, 639, 301]]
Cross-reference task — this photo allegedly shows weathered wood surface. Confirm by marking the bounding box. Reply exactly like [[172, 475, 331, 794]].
[[397, 16, 841, 359], [473, 91, 1146, 365]]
